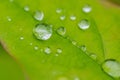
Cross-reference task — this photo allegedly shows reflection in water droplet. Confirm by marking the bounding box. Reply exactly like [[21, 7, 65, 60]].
[[44, 47, 51, 54], [60, 15, 66, 20], [24, 6, 30, 11], [82, 4, 92, 13], [56, 27, 66, 36], [33, 23, 52, 40], [70, 15, 76, 21], [78, 19, 90, 30], [34, 46, 39, 50], [56, 8, 62, 14], [102, 59, 120, 78], [20, 36, 24, 40], [7, 16, 12, 22], [34, 11, 44, 21]]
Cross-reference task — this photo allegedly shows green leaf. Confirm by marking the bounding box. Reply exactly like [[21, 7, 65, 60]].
[[0, 0, 119, 80]]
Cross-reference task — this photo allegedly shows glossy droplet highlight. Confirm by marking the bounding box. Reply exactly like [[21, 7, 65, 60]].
[[78, 19, 90, 30], [57, 48, 62, 54], [70, 15, 76, 21], [60, 15, 66, 20], [24, 6, 30, 11], [56, 8, 62, 14], [7, 16, 12, 22], [102, 59, 120, 78], [33, 23, 52, 40], [20, 36, 24, 40], [34, 46, 39, 50], [34, 11, 44, 21], [82, 4, 92, 13], [56, 27, 66, 36], [44, 47, 51, 54]]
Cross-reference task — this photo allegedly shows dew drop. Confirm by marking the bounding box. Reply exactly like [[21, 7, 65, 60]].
[[56, 27, 66, 36], [70, 15, 76, 21], [34, 11, 44, 21], [34, 46, 39, 50], [82, 4, 92, 13], [56, 8, 62, 14], [102, 59, 120, 78], [90, 53, 97, 60], [29, 43, 33, 45], [78, 19, 90, 30], [7, 16, 12, 22], [24, 6, 30, 12], [20, 36, 24, 40], [57, 48, 62, 54], [60, 15, 66, 20], [71, 40, 77, 46], [9, 0, 14, 2], [33, 23, 52, 40], [44, 47, 51, 54], [80, 45, 87, 52]]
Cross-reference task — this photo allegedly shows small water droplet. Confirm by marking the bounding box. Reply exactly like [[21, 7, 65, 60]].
[[34, 11, 44, 21], [70, 15, 76, 21], [29, 43, 33, 45], [7, 16, 12, 22], [44, 47, 51, 54], [33, 23, 52, 40], [90, 53, 97, 60], [60, 15, 66, 20], [80, 45, 87, 52], [55, 54, 59, 57], [9, 0, 14, 2], [102, 59, 120, 78], [56, 27, 66, 36], [34, 46, 39, 50], [82, 4, 92, 13], [74, 77, 80, 80], [20, 36, 24, 40], [78, 19, 90, 30], [57, 48, 62, 54], [72, 40, 77, 46], [24, 6, 30, 12], [56, 8, 62, 14]]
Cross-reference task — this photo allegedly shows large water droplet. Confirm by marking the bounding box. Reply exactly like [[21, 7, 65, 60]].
[[56, 8, 62, 14], [82, 4, 92, 13], [78, 19, 90, 30], [33, 23, 52, 40], [56, 27, 66, 36], [44, 47, 51, 54], [24, 6, 30, 12], [70, 15, 76, 21], [60, 15, 66, 20], [102, 59, 120, 78], [34, 11, 44, 21]]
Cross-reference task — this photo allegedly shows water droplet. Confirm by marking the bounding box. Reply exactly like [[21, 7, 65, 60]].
[[33, 23, 52, 40], [56, 27, 66, 36], [7, 16, 12, 22], [80, 45, 87, 52], [78, 19, 90, 30], [20, 36, 24, 40], [72, 40, 77, 46], [34, 46, 39, 50], [90, 53, 97, 60], [55, 54, 59, 57], [24, 6, 30, 12], [70, 15, 76, 21], [44, 47, 51, 54], [82, 4, 92, 13], [74, 77, 80, 80], [102, 59, 120, 78], [60, 15, 66, 20], [29, 43, 33, 45], [56, 8, 62, 14], [34, 11, 44, 21], [57, 48, 62, 54]]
